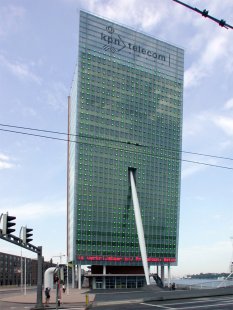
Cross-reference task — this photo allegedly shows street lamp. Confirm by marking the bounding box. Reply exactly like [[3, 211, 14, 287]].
[[230, 237, 233, 273], [52, 253, 66, 265]]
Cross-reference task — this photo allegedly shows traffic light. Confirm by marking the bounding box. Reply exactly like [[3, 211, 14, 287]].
[[60, 266, 64, 282], [22, 226, 33, 243], [2, 213, 16, 235], [53, 267, 60, 283]]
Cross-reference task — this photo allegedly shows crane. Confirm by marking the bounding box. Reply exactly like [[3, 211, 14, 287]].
[[173, 0, 233, 30]]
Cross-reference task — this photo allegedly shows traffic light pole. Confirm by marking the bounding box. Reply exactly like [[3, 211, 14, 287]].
[[35, 246, 44, 309], [0, 233, 44, 309], [0, 232, 39, 253]]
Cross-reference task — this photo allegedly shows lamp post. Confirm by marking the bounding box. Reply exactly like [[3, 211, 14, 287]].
[[230, 237, 233, 273], [52, 254, 66, 265]]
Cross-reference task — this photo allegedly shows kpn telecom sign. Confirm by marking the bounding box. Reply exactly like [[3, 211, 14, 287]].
[[101, 25, 167, 63]]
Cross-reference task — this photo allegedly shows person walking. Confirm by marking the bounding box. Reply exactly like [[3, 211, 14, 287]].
[[44, 287, 51, 306], [62, 284, 66, 293]]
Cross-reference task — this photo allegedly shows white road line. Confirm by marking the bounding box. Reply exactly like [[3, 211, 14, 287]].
[[141, 297, 233, 309], [59, 308, 85, 310], [96, 290, 145, 294], [141, 303, 175, 309], [156, 297, 233, 307], [174, 300, 233, 309]]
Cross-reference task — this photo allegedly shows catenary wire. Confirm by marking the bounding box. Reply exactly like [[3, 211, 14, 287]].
[[1, 122, 233, 162], [172, 0, 233, 29], [1, 127, 233, 171]]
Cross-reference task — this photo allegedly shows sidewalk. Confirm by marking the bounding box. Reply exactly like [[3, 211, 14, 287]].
[[0, 288, 95, 309], [1, 285, 232, 309]]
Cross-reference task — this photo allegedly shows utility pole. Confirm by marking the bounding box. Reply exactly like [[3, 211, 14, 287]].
[[230, 237, 233, 273]]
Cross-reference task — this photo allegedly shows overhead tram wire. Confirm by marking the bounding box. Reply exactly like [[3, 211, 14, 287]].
[[172, 0, 233, 29], [1, 122, 233, 162], [1, 126, 233, 171], [0, 127, 68, 143], [0, 123, 147, 149]]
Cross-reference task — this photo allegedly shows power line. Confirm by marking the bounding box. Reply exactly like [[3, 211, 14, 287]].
[[1, 122, 233, 162], [0, 123, 147, 148], [173, 0, 233, 29], [0, 128, 68, 143], [181, 159, 233, 170], [1, 126, 233, 171]]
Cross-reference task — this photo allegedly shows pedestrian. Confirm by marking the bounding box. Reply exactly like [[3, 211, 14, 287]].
[[172, 282, 176, 290], [45, 287, 51, 306], [62, 284, 66, 293]]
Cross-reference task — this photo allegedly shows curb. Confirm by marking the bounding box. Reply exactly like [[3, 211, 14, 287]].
[[30, 304, 89, 310]]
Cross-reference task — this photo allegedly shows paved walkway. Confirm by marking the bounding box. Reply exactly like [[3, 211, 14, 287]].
[[1, 285, 232, 309], [0, 288, 95, 309]]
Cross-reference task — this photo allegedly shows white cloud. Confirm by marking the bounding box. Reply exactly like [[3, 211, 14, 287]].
[[0, 162, 14, 169], [184, 107, 233, 141], [212, 116, 233, 137], [175, 240, 232, 275], [2, 200, 66, 222], [218, 140, 233, 151], [181, 143, 220, 179], [224, 98, 233, 110], [0, 54, 41, 84], [80, 0, 167, 31], [0, 5, 26, 37], [183, 112, 210, 138], [181, 162, 206, 179], [0, 153, 15, 170], [201, 35, 228, 66], [44, 81, 68, 111], [208, 0, 233, 19], [184, 65, 206, 88], [0, 153, 9, 161], [184, 32, 230, 89]]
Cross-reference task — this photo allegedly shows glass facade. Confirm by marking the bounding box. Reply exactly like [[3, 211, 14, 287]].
[[68, 11, 184, 267]]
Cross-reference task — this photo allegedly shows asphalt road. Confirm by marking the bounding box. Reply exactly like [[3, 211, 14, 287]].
[[0, 300, 85, 310], [93, 296, 233, 309], [0, 287, 36, 295], [0, 300, 34, 310]]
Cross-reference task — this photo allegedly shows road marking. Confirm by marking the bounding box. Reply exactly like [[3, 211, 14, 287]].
[[141, 303, 175, 309], [156, 297, 233, 307], [96, 290, 145, 294], [59, 307, 85, 310], [171, 300, 233, 309], [141, 297, 233, 309]]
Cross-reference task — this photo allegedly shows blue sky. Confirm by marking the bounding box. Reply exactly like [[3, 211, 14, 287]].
[[0, 0, 233, 277]]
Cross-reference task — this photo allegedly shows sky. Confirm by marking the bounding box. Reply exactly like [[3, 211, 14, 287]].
[[0, 0, 233, 277]]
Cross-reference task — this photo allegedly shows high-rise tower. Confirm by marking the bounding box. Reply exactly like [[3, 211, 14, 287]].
[[68, 10, 184, 289]]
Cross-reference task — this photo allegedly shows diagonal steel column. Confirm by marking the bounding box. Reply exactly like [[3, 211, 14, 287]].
[[129, 170, 150, 285]]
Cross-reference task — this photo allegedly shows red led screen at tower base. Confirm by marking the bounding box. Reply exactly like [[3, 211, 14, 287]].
[[76, 255, 176, 263]]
